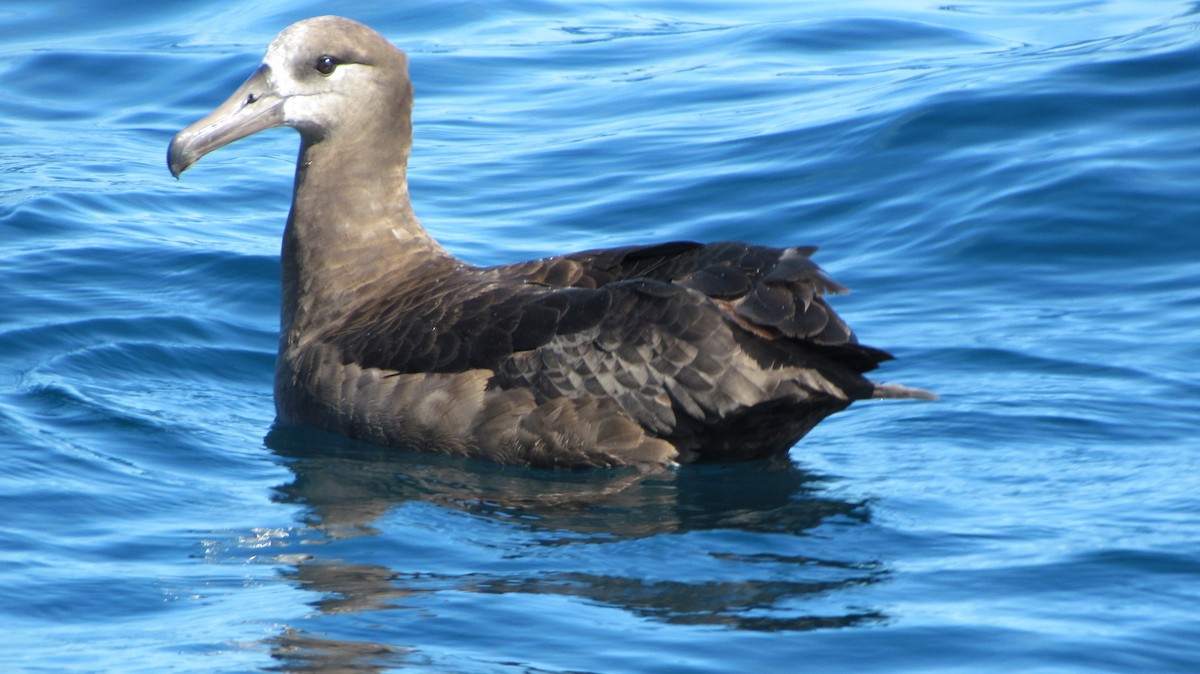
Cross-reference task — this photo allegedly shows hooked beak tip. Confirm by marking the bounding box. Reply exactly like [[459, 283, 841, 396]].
[[167, 135, 193, 179], [165, 64, 282, 180]]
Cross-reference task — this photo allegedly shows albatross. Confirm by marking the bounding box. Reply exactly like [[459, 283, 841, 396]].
[[168, 16, 934, 469]]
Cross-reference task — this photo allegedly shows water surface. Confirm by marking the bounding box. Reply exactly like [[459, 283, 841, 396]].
[[3, 1, 1199, 672]]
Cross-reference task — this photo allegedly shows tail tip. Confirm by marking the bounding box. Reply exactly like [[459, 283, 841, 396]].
[[872, 382, 938, 401]]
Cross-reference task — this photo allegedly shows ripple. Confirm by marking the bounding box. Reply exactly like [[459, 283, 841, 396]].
[[5, 2, 1200, 672]]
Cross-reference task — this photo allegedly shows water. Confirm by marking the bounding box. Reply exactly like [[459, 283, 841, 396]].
[[3, 1, 1199, 671]]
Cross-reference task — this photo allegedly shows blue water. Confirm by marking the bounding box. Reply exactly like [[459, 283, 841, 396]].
[[3, 1, 1199, 671]]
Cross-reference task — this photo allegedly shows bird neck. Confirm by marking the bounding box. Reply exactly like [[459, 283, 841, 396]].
[[280, 122, 455, 339]]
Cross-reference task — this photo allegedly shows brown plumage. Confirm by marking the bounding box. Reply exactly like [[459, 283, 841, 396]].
[[168, 16, 934, 470]]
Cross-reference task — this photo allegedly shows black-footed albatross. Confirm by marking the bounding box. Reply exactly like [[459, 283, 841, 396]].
[[168, 15, 934, 470]]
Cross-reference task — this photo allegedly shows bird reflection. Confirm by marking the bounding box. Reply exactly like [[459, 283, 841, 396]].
[[261, 425, 888, 671], [268, 425, 869, 538], [264, 628, 410, 674]]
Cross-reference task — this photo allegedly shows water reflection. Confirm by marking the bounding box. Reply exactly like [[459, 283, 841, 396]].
[[268, 426, 869, 539], [263, 629, 409, 673], [261, 426, 887, 671]]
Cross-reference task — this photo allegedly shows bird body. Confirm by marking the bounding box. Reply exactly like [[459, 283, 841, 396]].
[[169, 16, 933, 469]]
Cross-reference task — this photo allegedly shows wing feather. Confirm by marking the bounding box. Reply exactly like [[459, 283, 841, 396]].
[[320, 240, 891, 432]]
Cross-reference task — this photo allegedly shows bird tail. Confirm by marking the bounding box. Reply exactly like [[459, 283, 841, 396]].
[[871, 382, 938, 401]]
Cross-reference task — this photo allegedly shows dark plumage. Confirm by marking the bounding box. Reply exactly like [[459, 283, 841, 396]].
[[168, 16, 934, 470]]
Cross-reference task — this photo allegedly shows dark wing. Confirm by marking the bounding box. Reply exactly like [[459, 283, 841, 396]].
[[491, 279, 777, 437], [484, 274, 899, 449], [318, 240, 890, 397], [315, 276, 576, 376], [502, 240, 871, 348]]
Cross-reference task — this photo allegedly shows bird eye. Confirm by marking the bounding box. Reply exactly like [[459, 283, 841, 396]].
[[315, 55, 338, 75]]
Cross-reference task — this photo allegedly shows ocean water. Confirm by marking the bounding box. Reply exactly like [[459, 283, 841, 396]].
[[3, 0, 1199, 671]]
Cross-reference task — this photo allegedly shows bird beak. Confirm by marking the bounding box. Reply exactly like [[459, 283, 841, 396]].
[[168, 65, 285, 178]]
